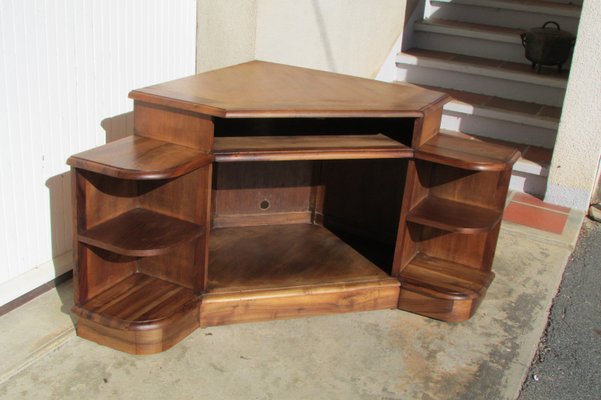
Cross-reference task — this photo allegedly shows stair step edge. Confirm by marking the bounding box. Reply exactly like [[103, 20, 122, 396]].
[[444, 100, 560, 130], [396, 52, 568, 89], [415, 20, 522, 44], [430, 0, 581, 17], [514, 158, 549, 176]]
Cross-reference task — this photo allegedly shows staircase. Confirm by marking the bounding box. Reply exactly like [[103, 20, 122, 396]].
[[396, 0, 582, 196]]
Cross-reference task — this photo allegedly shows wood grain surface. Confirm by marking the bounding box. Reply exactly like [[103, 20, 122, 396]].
[[407, 196, 502, 233], [129, 61, 449, 118], [73, 273, 200, 354], [207, 224, 390, 293], [68, 60, 519, 353], [67, 135, 212, 179], [213, 134, 412, 162], [78, 208, 203, 257], [415, 133, 521, 171]]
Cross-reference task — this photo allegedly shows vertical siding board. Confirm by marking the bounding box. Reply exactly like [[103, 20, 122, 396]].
[[0, 4, 14, 281], [0, 0, 197, 296]]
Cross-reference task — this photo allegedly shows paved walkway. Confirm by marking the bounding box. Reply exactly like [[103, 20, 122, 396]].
[[519, 218, 601, 400], [0, 193, 585, 400]]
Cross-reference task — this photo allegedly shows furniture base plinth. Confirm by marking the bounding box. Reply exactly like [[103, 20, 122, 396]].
[[74, 303, 200, 355], [397, 285, 488, 323], [199, 279, 400, 327]]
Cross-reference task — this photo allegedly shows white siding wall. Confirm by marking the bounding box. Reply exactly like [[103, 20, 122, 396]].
[[0, 0, 197, 305]]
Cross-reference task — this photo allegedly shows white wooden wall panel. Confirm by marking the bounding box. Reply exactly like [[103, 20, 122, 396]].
[[0, 0, 197, 305]]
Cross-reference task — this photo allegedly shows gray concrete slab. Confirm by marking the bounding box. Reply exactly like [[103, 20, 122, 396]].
[[519, 218, 601, 400], [0, 226, 573, 400], [0, 280, 74, 384]]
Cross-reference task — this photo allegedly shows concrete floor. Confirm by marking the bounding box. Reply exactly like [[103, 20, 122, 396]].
[[519, 218, 601, 400], [0, 216, 582, 400]]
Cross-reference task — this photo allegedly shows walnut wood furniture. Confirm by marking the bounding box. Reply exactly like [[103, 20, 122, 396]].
[[67, 61, 519, 354]]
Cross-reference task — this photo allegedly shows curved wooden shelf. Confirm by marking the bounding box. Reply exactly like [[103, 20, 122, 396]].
[[407, 196, 502, 233], [72, 274, 199, 354], [67, 135, 212, 180], [79, 208, 203, 257], [213, 134, 412, 162], [415, 133, 521, 171]]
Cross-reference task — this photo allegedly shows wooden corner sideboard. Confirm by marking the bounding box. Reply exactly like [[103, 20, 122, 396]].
[[67, 61, 520, 354]]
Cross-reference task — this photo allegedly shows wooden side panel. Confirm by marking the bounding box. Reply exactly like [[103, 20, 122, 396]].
[[134, 101, 214, 151], [320, 159, 406, 246], [422, 163, 507, 211], [138, 168, 209, 224], [78, 246, 137, 303], [412, 226, 492, 270], [479, 168, 512, 272], [200, 280, 400, 327], [392, 160, 430, 276], [411, 104, 444, 148], [73, 169, 137, 305], [211, 161, 314, 228], [78, 170, 137, 229], [136, 241, 197, 290], [138, 166, 212, 292]]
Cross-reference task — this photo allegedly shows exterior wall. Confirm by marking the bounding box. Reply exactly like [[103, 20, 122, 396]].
[[196, 0, 407, 79], [196, 0, 258, 73], [0, 0, 197, 306], [546, 1, 601, 211], [255, 0, 406, 78]]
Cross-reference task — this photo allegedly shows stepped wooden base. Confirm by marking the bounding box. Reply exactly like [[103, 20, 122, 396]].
[[200, 280, 400, 327], [201, 224, 400, 326], [76, 310, 200, 355], [72, 274, 200, 355], [397, 254, 495, 322], [397, 286, 486, 322]]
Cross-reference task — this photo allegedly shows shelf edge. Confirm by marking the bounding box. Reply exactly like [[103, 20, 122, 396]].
[[407, 197, 502, 233], [78, 209, 204, 257], [415, 133, 521, 171]]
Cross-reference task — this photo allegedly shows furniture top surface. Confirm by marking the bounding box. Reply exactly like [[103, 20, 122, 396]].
[[129, 61, 449, 118]]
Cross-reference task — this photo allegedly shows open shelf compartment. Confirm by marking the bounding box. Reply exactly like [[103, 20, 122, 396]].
[[200, 223, 401, 327], [407, 196, 502, 233], [78, 208, 204, 257]]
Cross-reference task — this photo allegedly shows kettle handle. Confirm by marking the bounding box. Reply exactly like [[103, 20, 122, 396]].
[[542, 21, 561, 30], [520, 32, 527, 48]]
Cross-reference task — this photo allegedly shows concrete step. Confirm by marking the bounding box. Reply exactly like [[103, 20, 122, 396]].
[[428, 0, 580, 32], [421, 85, 560, 148], [439, 129, 551, 197], [396, 48, 568, 106], [414, 19, 528, 64]]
